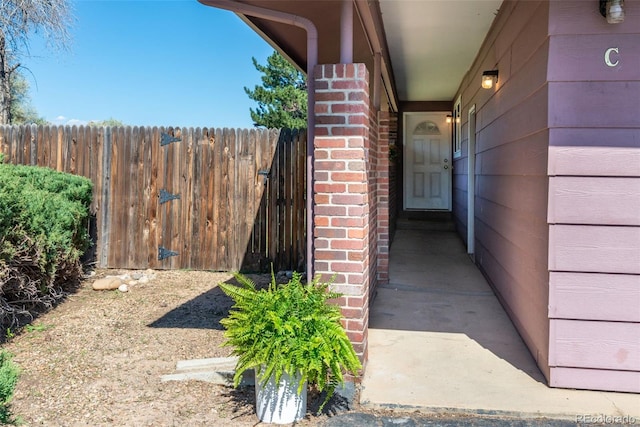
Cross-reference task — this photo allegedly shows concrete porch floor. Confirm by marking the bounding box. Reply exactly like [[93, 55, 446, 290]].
[[360, 226, 640, 421]]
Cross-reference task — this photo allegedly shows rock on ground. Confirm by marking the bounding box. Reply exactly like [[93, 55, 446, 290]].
[[91, 276, 122, 290]]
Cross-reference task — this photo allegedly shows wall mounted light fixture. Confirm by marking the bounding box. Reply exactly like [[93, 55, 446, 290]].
[[446, 115, 453, 124], [481, 70, 499, 89], [600, 0, 625, 23]]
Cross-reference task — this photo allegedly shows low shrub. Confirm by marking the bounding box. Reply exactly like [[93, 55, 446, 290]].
[[0, 351, 19, 425], [0, 163, 93, 337]]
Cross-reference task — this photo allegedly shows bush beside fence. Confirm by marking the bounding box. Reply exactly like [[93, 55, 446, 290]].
[[0, 163, 92, 335]]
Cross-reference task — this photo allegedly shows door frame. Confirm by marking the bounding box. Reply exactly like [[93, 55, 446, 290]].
[[402, 111, 453, 211], [467, 105, 477, 256]]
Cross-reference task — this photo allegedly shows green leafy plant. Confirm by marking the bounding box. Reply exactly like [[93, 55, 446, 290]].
[[389, 143, 399, 163], [0, 350, 20, 425], [219, 271, 361, 409], [24, 323, 50, 333]]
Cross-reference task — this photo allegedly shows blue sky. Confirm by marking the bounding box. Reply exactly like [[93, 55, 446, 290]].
[[23, 0, 275, 128]]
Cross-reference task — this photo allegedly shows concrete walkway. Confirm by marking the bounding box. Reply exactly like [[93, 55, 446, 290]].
[[360, 227, 640, 421]]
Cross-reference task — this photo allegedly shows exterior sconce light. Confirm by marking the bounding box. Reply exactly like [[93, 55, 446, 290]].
[[600, 0, 625, 23], [446, 115, 453, 124], [481, 70, 499, 89]]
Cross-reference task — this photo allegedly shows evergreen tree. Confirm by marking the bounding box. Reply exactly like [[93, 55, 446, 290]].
[[244, 51, 307, 129]]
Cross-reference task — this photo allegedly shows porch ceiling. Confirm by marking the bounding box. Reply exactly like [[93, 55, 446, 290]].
[[379, 0, 503, 102], [209, 0, 502, 106]]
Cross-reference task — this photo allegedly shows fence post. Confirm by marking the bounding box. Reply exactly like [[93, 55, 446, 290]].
[[99, 126, 112, 268]]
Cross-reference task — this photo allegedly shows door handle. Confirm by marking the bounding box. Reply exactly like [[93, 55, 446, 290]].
[[444, 165, 449, 170]]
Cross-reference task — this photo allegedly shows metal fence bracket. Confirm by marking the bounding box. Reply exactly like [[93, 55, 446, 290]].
[[258, 170, 270, 185], [159, 189, 180, 204], [160, 133, 181, 146], [158, 246, 179, 261]]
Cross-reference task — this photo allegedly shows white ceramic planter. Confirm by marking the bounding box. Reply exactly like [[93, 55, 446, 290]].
[[255, 370, 307, 424]]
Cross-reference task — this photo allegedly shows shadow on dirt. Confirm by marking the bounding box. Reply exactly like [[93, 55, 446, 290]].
[[147, 273, 274, 331], [147, 285, 231, 330], [218, 385, 256, 421]]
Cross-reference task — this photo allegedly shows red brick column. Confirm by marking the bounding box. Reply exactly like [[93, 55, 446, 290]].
[[313, 63, 370, 365], [377, 111, 393, 285], [386, 113, 399, 239]]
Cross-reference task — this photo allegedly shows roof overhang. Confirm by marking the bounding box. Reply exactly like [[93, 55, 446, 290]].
[[380, 0, 503, 102], [199, 0, 503, 111]]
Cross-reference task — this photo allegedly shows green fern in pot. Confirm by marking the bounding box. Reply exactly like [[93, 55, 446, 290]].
[[219, 271, 361, 420]]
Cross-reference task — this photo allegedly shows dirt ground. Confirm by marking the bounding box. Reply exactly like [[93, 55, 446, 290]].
[[1, 269, 357, 426]]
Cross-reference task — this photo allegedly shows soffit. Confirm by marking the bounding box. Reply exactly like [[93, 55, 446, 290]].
[[233, 0, 502, 103], [379, 0, 503, 101]]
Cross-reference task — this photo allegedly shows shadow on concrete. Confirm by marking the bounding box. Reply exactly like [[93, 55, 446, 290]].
[[369, 227, 546, 385]]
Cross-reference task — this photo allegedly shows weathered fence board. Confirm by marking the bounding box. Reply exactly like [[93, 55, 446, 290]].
[[0, 124, 306, 272]]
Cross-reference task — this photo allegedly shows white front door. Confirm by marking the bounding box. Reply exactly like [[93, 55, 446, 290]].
[[403, 112, 451, 210]]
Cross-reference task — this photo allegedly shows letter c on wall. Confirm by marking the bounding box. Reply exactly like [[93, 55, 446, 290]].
[[605, 47, 620, 67]]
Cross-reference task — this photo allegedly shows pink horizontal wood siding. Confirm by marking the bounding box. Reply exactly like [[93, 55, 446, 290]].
[[549, 145, 640, 175], [474, 220, 550, 366], [476, 197, 549, 260], [549, 225, 640, 274], [549, 0, 640, 35], [452, 0, 552, 379], [550, 320, 640, 372], [550, 368, 640, 393], [449, 0, 639, 393], [477, 132, 549, 176], [549, 82, 640, 128], [549, 272, 640, 322], [548, 177, 640, 225], [548, 34, 640, 82], [546, 0, 640, 393]]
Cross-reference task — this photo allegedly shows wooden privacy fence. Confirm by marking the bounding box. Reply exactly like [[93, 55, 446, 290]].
[[0, 125, 307, 272]]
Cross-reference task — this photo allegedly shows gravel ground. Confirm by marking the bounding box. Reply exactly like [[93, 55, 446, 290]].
[[1, 269, 336, 426]]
